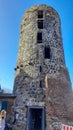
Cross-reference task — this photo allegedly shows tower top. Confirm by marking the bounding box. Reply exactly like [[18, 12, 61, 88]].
[[24, 4, 59, 16], [22, 4, 60, 25], [17, 4, 65, 74]]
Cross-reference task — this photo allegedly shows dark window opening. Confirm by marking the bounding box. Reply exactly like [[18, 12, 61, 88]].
[[38, 20, 43, 29], [27, 107, 45, 130], [40, 81, 42, 88], [44, 46, 51, 59], [37, 32, 42, 43], [38, 10, 43, 18], [20, 64, 23, 67], [40, 66, 42, 72]]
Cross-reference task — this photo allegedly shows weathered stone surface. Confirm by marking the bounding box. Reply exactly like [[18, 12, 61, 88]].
[[45, 67, 73, 120], [11, 4, 73, 130]]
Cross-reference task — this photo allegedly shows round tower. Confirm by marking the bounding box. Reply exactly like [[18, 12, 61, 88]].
[[12, 4, 73, 130]]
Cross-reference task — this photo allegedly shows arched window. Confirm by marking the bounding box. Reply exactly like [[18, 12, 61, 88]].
[[44, 46, 51, 59]]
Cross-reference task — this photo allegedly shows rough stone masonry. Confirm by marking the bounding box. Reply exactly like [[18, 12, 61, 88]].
[[10, 4, 73, 130]]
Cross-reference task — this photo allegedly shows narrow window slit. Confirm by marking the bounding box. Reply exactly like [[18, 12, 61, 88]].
[[38, 10, 43, 18], [40, 66, 42, 72], [38, 20, 43, 29], [37, 32, 42, 43], [44, 46, 51, 59]]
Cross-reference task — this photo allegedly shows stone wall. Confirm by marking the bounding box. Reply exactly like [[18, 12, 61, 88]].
[[16, 5, 65, 76], [12, 4, 73, 130]]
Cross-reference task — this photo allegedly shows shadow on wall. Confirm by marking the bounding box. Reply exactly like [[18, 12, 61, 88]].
[[45, 67, 73, 122]]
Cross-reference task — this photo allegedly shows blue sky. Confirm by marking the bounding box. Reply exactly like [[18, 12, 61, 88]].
[[0, 0, 73, 92]]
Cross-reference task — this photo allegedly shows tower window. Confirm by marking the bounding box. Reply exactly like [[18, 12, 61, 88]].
[[38, 10, 43, 18], [37, 32, 42, 43], [44, 46, 51, 59], [40, 81, 42, 88], [38, 20, 43, 29], [39, 66, 42, 72]]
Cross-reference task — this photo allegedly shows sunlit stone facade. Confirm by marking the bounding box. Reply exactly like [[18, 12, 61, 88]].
[[11, 4, 73, 130]]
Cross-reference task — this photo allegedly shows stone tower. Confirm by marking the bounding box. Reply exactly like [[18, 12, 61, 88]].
[[12, 4, 73, 130]]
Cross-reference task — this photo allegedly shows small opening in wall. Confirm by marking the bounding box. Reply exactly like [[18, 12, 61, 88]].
[[39, 66, 42, 72], [27, 107, 45, 130], [40, 81, 42, 88], [38, 20, 43, 29], [37, 32, 42, 43], [38, 10, 43, 18], [17, 66, 19, 69], [44, 46, 51, 59], [20, 64, 23, 67]]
